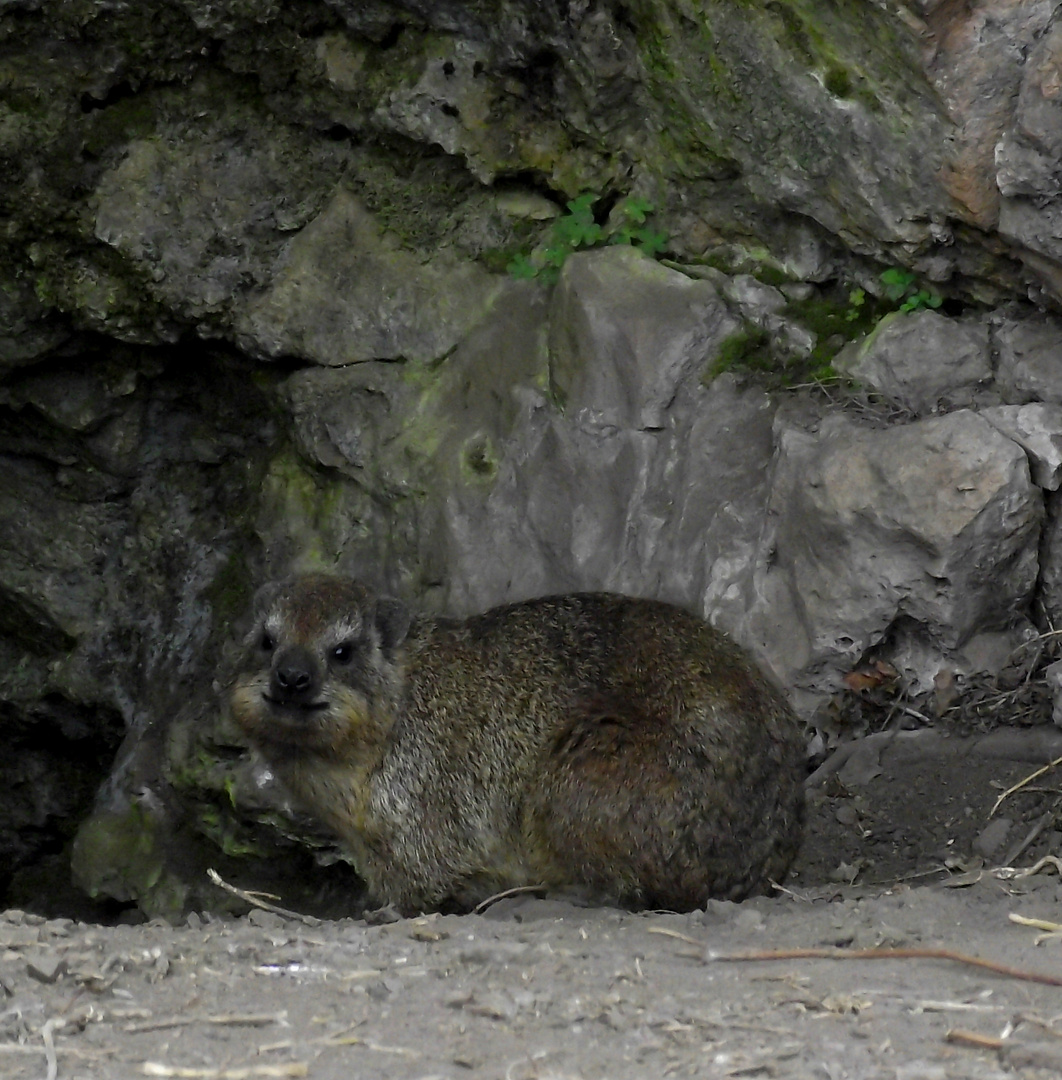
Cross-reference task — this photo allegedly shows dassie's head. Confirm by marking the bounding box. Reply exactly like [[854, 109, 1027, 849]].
[[230, 575, 410, 760]]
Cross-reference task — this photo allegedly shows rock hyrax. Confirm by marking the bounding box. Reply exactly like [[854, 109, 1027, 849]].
[[230, 575, 805, 913]]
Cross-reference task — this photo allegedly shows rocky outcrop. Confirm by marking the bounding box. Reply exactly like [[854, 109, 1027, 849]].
[[744, 409, 1042, 705], [7, 243, 1059, 916], [6, 1, 1062, 916], [6, 0, 1062, 370], [836, 311, 993, 415]]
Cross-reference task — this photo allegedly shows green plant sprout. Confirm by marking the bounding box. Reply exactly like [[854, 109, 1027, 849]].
[[879, 268, 942, 313], [506, 253, 538, 280], [507, 193, 668, 283], [608, 196, 669, 254], [548, 192, 602, 257]]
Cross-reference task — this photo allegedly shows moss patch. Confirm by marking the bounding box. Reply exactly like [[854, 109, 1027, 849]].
[[704, 279, 899, 388], [70, 804, 171, 908], [706, 323, 774, 381]]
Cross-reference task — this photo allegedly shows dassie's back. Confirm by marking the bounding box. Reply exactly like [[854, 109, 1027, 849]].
[[406, 592, 793, 753], [387, 593, 804, 907]]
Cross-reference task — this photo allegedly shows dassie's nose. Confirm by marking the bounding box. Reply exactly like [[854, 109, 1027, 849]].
[[277, 665, 310, 691], [271, 645, 319, 702]]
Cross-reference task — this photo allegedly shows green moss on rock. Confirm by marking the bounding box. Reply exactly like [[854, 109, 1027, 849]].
[[705, 323, 773, 381], [70, 803, 185, 917]]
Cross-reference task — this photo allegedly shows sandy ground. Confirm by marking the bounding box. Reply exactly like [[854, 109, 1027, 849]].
[[4, 728, 1062, 1080]]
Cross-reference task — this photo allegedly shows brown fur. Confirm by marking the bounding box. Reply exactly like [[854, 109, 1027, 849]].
[[229, 575, 805, 913]]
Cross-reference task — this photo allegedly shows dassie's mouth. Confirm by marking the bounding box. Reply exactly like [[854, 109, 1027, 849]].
[[262, 694, 329, 712]]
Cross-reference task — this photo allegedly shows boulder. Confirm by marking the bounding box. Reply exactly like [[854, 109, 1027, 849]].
[[741, 409, 1043, 701], [836, 311, 991, 414], [995, 16, 1062, 276], [549, 246, 737, 431], [979, 403, 1062, 490], [994, 315, 1062, 403], [1036, 494, 1062, 629], [94, 125, 342, 326], [236, 190, 505, 365]]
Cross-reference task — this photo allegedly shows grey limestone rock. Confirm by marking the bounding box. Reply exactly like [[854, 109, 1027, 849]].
[[995, 315, 1062, 404], [0, 456, 122, 652], [740, 409, 1043, 702], [979, 403, 1062, 490], [995, 16, 1062, 269], [429, 364, 782, 629], [235, 190, 505, 365], [549, 246, 738, 431], [1036, 494, 1062, 630], [0, 279, 70, 373], [1045, 658, 1062, 726], [836, 311, 991, 415], [94, 124, 343, 327], [6, 0, 1055, 357]]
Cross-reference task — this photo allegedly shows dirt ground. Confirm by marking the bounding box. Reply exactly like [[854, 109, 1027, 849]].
[[4, 727, 1062, 1080]]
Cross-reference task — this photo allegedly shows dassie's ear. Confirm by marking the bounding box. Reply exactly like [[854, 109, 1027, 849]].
[[375, 597, 410, 652], [240, 581, 285, 646], [251, 580, 285, 619]]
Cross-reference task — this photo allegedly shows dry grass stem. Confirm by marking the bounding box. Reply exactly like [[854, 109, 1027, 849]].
[[323, 1035, 421, 1057], [990, 756, 1062, 817], [41, 1017, 64, 1080], [0, 1045, 111, 1059], [1020, 1014, 1062, 1039], [1009, 913, 1062, 933], [995, 854, 1062, 881], [471, 884, 549, 914], [913, 1000, 1002, 1013], [126, 1013, 287, 1034], [945, 1028, 1005, 1050], [646, 927, 703, 947], [141, 1064, 308, 1078]]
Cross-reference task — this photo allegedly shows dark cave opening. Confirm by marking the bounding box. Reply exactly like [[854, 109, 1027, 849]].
[[0, 694, 129, 921]]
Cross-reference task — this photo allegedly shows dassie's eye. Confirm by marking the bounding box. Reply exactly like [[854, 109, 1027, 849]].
[[332, 642, 354, 664], [259, 631, 275, 652]]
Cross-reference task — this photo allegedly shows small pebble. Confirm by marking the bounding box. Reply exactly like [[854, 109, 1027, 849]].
[[973, 817, 1012, 858], [247, 909, 287, 931], [0, 925, 41, 948]]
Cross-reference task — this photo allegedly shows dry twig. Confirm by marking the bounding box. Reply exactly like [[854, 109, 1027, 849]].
[[707, 946, 1062, 987], [323, 1035, 421, 1057], [1009, 912, 1062, 945], [1019, 1013, 1062, 1040], [995, 854, 1062, 881], [0, 1043, 112, 1060], [646, 930, 1062, 988], [126, 1013, 287, 1034], [206, 869, 321, 927], [647, 927, 702, 946], [1010, 913, 1062, 933]]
